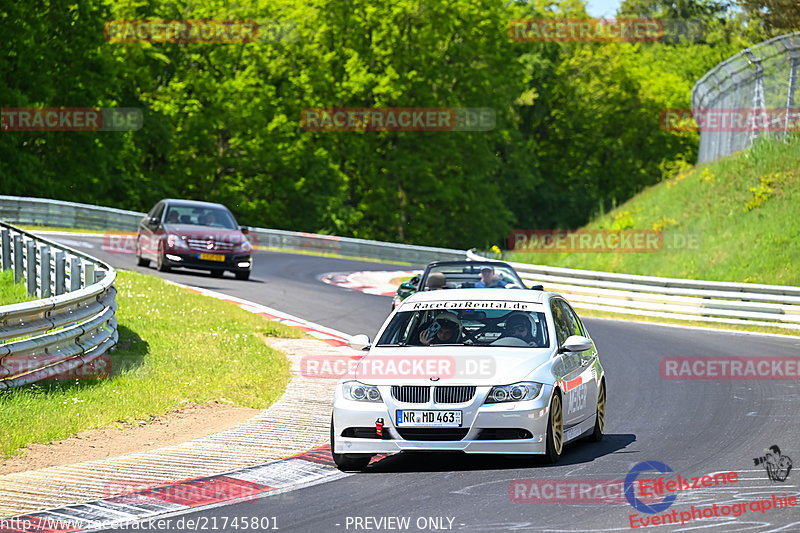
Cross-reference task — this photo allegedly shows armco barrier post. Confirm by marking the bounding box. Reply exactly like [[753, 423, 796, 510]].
[[1, 229, 10, 270], [70, 257, 82, 292], [25, 240, 36, 296], [85, 263, 95, 290], [55, 251, 66, 295], [13, 235, 23, 283], [40, 245, 51, 298]]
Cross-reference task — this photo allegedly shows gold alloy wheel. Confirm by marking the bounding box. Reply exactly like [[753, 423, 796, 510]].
[[551, 394, 563, 455], [597, 382, 606, 434]]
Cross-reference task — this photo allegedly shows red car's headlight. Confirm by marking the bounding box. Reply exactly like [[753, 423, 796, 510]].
[[167, 234, 188, 249]]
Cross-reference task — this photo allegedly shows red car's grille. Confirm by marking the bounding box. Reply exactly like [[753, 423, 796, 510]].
[[187, 239, 236, 252]]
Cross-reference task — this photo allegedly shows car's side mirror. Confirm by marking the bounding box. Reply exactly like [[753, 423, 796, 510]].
[[239, 225, 250, 234], [558, 335, 592, 353], [147, 216, 160, 228], [529, 284, 544, 291], [349, 334, 371, 351]]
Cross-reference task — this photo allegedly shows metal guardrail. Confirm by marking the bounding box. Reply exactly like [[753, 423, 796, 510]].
[[0, 222, 118, 390], [0, 195, 143, 231], [692, 31, 800, 163], [250, 228, 465, 264], [468, 250, 800, 330], [0, 196, 466, 265], [1, 196, 798, 331]]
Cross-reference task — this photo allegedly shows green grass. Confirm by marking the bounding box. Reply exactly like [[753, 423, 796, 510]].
[[0, 269, 34, 305], [0, 270, 303, 458], [505, 135, 800, 286]]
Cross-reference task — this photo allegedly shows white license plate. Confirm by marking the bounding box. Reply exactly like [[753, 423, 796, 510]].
[[396, 410, 462, 427]]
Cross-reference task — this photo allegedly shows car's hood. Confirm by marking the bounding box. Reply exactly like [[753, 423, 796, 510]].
[[349, 346, 554, 386], [162, 224, 245, 240]]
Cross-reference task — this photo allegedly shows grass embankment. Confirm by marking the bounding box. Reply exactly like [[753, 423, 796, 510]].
[[0, 270, 34, 306], [507, 135, 800, 285], [504, 136, 800, 335], [0, 270, 303, 458]]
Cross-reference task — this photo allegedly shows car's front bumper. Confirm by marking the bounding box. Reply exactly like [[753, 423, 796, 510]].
[[163, 253, 252, 272], [332, 385, 554, 455]]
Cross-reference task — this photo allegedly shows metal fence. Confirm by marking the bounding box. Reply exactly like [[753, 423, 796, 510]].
[[0, 222, 118, 390], [692, 31, 800, 163], [468, 250, 800, 330]]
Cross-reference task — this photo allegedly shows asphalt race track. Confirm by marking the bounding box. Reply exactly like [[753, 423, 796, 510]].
[[51, 234, 800, 533]]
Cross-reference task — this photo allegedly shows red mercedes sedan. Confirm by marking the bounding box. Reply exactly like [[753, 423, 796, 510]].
[[136, 199, 253, 280]]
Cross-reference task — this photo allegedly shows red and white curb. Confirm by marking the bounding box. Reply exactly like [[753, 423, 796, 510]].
[[321, 270, 419, 298], [167, 282, 353, 349], [0, 283, 377, 533], [0, 447, 388, 533]]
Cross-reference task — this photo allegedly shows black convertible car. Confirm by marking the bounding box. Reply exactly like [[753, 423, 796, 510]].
[[390, 260, 539, 310]]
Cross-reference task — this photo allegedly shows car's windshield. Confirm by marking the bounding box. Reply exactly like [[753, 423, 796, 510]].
[[164, 206, 237, 229], [378, 304, 549, 348], [423, 264, 522, 290]]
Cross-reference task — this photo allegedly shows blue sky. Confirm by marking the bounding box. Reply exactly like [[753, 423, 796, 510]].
[[585, 0, 624, 17]]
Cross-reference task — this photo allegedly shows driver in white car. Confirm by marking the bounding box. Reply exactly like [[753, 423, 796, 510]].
[[419, 311, 462, 345]]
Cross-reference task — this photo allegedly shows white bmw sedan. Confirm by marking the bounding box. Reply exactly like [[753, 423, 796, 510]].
[[331, 288, 606, 471]]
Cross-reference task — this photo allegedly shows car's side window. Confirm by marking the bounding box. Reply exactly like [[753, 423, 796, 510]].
[[557, 300, 584, 338], [550, 300, 570, 347], [152, 202, 165, 221]]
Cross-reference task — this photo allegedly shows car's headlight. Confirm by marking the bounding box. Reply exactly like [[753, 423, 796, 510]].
[[484, 382, 543, 403], [167, 234, 187, 249], [343, 381, 382, 402]]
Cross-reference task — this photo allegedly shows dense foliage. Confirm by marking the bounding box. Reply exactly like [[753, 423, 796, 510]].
[[0, 0, 782, 248]]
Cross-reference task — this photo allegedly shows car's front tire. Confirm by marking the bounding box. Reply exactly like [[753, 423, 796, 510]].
[[330, 416, 371, 471], [156, 253, 171, 272], [544, 392, 563, 464], [588, 380, 605, 442], [235, 271, 250, 281], [135, 238, 150, 267]]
